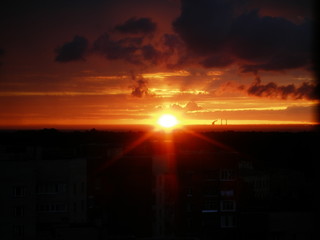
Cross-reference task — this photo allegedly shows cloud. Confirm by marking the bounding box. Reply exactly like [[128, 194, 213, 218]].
[[141, 44, 162, 65], [172, 0, 313, 71], [55, 35, 88, 62], [114, 17, 157, 35], [56, 17, 164, 66], [185, 101, 203, 111], [247, 75, 317, 100], [92, 32, 164, 66], [233, 11, 312, 72], [162, 34, 184, 53], [200, 54, 234, 68], [245, 0, 313, 22], [185, 104, 316, 123], [173, 0, 233, 55], [170, 101, 203, 112], [130, 73, 151, 98], [93, 33, 142, 64], [171, 103, 184, 111]]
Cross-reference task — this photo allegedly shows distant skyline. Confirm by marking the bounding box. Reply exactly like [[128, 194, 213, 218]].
[[0, 0, 318, 128]]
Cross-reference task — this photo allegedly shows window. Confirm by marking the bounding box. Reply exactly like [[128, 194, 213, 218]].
[[186, 202, 192, 212], [73, 183, 77, 195], [186, 187, 193, 197], [13, 206, 25, 217], [186, 217, 192, 228], [81, 182, 85, 193], [73, 202, 77, 213], [36, 183, 67, 194], [220, 215, 235, 228], [221, 200, 235, 212], [220, 169, 235, 181], [13, 225, 24, 238], [202, 199, 218, 212], [37, 203, 67, 213], [221, 190, 234, 197], [13, 186, 26, 197], [81, 200, 85, 212]]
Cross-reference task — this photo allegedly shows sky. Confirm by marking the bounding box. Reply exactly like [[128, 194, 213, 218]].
[[0, 0, 318, 128]]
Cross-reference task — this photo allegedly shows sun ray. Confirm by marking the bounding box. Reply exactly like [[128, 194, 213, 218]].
[[180, 126, 238, 153], [96, 130, 155, 175]]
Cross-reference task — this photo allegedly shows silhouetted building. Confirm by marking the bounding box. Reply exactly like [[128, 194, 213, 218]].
[[0, 130, 316, 240], [175, 150, 240, 239], [0, 144, 87, 239]]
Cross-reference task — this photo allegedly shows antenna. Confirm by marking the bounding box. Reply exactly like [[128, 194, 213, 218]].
[[220, 119, 228, 125]]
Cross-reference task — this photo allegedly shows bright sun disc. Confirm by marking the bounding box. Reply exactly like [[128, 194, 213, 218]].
[[157, 114, 179, 128]]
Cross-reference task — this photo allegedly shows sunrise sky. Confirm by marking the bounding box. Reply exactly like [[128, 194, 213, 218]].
[[0, 0, 318, 128]]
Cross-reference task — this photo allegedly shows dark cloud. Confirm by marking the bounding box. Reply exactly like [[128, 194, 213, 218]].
[[200, 54, 234, 68], [161, 33, 190, 69], [93, 31, 165, 66], [58, 17, 163, 66], [245, 0, 313, 22], [141, 45, 162, 64], [232, 11, 312, 72], [114, 17, 157, 35], [55, 36, 88, 62], [162, 34, 183, 52], [247, 75, 317, 100], [130, 74, 151, 98], [93, 33, 142, 64], [173, 0, 234, 55], [173, 0, 313, 71]]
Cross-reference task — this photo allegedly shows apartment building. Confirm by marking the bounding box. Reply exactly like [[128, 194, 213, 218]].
[[0, 143, 87, 239]]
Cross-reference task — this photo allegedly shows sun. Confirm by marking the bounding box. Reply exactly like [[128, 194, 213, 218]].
[[157, 114, 179, 128]]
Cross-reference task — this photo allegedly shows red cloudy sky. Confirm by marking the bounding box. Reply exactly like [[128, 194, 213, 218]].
[[0, 0, 318, 127]]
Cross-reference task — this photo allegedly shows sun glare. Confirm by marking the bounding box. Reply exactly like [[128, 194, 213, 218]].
[[157, 114, 179, 128]]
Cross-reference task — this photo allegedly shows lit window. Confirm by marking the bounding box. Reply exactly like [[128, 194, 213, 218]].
[[221, 190, 234, 197]]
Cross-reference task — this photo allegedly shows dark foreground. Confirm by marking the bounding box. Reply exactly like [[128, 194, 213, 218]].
[[0, 129, 318, 240]]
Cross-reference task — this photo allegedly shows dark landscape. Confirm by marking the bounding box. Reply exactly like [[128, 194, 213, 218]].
[[0, 127, 317, 239]]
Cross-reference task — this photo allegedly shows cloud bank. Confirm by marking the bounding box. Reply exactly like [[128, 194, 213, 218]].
[[173, 0, 313, 72], [53, 1, 316, 100], [247, 75, 317, 100]]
